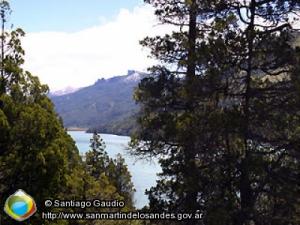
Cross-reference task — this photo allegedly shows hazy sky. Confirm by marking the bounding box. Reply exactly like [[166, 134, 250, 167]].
[[6, 0, 166, 91]]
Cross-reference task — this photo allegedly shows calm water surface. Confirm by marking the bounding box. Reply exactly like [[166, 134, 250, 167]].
[[68, 131, 161, 208]]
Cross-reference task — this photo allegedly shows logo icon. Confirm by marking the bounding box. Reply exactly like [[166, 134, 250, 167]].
[[4, 189, 37, 221]]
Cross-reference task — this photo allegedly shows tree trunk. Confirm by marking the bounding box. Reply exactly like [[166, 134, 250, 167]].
[[239, 0, 256, 224], [184, 1, 199, 224]]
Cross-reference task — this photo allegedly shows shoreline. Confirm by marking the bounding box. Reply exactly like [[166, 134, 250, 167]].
[[66, 127, 88, 132]]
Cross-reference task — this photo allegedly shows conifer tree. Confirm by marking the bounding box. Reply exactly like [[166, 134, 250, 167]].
[[85, 133, 135, 209], [132, 0, 300, 224], [85, 132, 109, 178], [0, 2, 139, 225], [0, 2, 82, 224], [107, 153, 135, 208]]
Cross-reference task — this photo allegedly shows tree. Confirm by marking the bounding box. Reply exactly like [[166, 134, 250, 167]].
[[107, 153, 135, 208], [131, 0, 300, 225], [0, 2, 139, 225], [197, 1, 300, 224], [85, 132, 135, 209], [85, 132, 109, 178], [0, 2, 83, 224], [131, 0, 216, 224], [0, 0, 10, 95]]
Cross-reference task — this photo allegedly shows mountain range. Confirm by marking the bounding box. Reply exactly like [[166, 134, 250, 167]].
[[50, 70, 146, 135], [51, 33, 300, 136], [50, 86, 82, 97]]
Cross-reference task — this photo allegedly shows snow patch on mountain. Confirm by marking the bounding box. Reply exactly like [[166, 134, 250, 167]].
[[51, 86, 81, 96], [124, 70, 145, 82]]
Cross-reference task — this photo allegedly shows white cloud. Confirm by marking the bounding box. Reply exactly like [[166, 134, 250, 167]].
[[21, 5, 169, 91]]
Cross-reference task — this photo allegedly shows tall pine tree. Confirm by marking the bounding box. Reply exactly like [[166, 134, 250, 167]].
[[131, 0, 300, 224]]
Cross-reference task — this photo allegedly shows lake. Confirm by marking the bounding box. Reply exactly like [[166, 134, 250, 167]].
[[68, 131, 161, 209]]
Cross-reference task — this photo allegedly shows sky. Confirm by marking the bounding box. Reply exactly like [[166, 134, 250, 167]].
[[6, 0, 167, 91], [4, 1, 300, 91]]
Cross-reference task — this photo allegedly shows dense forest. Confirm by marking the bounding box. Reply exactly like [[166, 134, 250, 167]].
[[0, 0, 300, 225], [131, 0, 300, 225]]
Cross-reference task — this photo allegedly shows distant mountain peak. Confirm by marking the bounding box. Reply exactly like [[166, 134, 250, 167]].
[[93, 70, 146, 85], [127, 70, 137, 76], [124, 70, 146, 82], [50, 69, 148, 135], [50, 86, 81, 96]]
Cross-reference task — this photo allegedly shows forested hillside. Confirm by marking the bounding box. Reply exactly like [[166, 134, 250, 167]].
[[51, 70, 145, 135]]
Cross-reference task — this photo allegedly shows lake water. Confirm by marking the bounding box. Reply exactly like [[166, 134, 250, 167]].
[[68, 131, 161, 209]]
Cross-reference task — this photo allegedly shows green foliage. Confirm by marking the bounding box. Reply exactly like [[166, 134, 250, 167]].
[[0, 2, 140, 225], [131, 0, 300, 225], [82, 132, 139, 225], [85, 132, 135, 210], [85, 132, 108, 178], [0, 4, 83, 225], [107, 153, 135, 207]]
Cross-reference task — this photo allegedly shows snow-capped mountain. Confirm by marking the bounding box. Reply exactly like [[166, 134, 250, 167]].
[[50, 86, 81, 96], [124, 70, 145, 82]]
